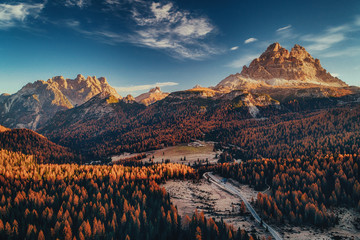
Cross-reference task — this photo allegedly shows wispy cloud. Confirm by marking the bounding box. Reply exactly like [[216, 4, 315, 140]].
[[275, 24, 297, 40], [0, 3, 44, 29], [354, 15, 360, 26], [321, 46, 360, 58], [115, 82, 178, 93], [128, 1, 218, 59], [230, 46, 238, 51], [65, 0, 90, 8], [61, 0, 219, 60], [302, 16, 360, 53], [276, 25, 291, 32], [303, 33, 346, 51], [105, 0, 121, 5], [244, 38, 257, 44], [228, 54, 258, 68]]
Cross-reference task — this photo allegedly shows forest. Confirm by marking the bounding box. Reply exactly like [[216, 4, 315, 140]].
[[0, 149, 257, 240], [0, 129, 80, 164], [1, 94, 359, 239], [39, 93, 360, 162], [214, 153, 360, 226]]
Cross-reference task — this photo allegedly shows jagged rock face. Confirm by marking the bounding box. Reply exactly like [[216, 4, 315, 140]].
[[135, 87, 169, 106], [217, 43, 348, 91], [123, 94, 136, 103], [0, 74, 121, 130], [48, 74, 121, 106]]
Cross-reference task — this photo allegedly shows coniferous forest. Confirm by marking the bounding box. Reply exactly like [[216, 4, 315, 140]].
[[0, 149, 256, 240], [1, 1, 360, 239]]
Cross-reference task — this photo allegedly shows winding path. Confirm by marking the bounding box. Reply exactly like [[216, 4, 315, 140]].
[[204, 172, 283, 240]]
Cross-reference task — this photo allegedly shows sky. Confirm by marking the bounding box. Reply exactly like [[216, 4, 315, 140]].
[[0, 0, 359, 96]]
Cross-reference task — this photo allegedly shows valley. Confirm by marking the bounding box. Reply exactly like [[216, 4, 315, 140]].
[[164, 173, 360, 240], [163, 177, 270, 238], [1, 41, 360, 240], [112, 141, 221, 165]]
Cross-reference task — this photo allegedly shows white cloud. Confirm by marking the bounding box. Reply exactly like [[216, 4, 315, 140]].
[[65, 0, 90, 8], [230, 46, 238, 51], [0, 3, 44, 29], [276, 25, 291, 32], [321, 46, 360, 58], [129, 1, 217, 59], [174, 18, 213, 37], [327, 24, 351, 34], [61, 0, 219, 59], [330, 73, 340, 78], [151, 2, 173, 21], [105, 0, 121, 5], [65, 20, 80, 27], [303, 33, 346, 51], [115, 82, 178, 93], [302, 16, 360, 53], [227, 54, 258, 68], [354, 15, 360, 26], [244, 38, 257, 44], [275, 24, 298, 40]]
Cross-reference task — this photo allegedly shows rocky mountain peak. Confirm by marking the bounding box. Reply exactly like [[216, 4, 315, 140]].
[[135, 87, 169, 106], [289, 44, 313, 60], [218, 42, 348, 90], [98, 77, 108, 84], [49, 76, 67, 88], [75, 74, 85, 81], [123, 94, 135, 103], [0, 74, 121, 130], [149, 86, 161, 93], [266, 42, 282, 52]]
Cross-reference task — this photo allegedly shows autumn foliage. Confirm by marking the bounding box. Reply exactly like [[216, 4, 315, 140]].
[[0, 149, 254, 239], [0, 129, 79, 163], [215, 153, 360, 226]]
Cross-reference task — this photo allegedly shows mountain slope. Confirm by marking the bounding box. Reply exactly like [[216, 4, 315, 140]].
[[0, 74, 121, 130], [0, 126, 80, 163], [39, 92, 146, 158], [216, 43, 348, 92], [37, 42, 360, 160]]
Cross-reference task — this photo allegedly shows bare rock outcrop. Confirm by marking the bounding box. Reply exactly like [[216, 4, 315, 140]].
[[0, 74, 121, 130], [217, 43, 348, 91], [135, 87, 169, 106], [123, 94, 136, 103]]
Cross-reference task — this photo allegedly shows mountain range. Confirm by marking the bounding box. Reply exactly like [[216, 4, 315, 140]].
[[0, 74, 120, 129], [1, 42, 359, 161]]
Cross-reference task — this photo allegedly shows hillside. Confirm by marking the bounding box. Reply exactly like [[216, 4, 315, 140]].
[[35, 43, 359, 160], [39, 86, 360, 160], [0, 127, 80, 163]]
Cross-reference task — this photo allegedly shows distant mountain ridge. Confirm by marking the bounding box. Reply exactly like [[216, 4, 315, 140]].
[[0, 74, 121, 130], [135, 87, 169, 106], [216, 43, 348, 91], [0, 42, 358, 136]]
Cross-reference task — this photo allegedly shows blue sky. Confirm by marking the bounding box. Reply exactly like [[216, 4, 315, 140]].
[[0, 0, 359, 96]]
